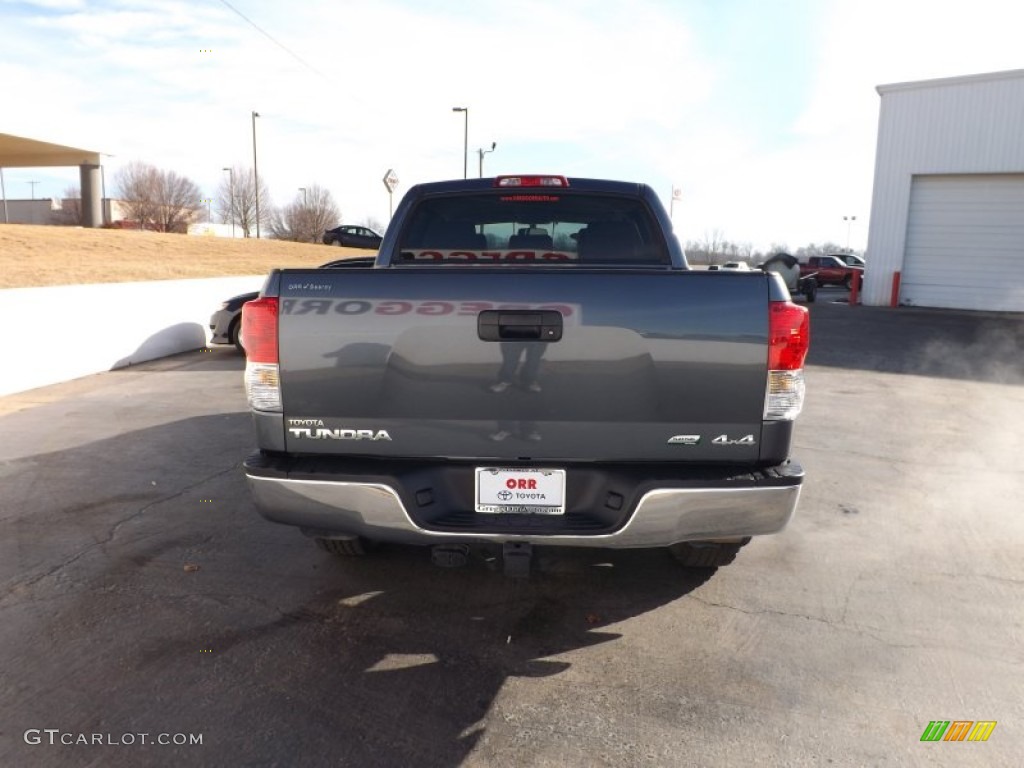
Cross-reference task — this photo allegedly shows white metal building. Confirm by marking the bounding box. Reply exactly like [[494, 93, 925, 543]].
[[864, 69, 1024, 311]]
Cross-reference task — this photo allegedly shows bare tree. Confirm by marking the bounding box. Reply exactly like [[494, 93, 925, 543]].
[[51, 184, 82, 226], [114, 161, 202, 232], [701, 228, 728, 265], [116, 161, 160, 229], [151, 169, 202, 233], [217, 165, 272, 238], [270, 184, 341, 242], [794, 241, 846, 260]]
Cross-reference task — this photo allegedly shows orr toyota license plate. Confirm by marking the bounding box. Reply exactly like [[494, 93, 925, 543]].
[[475, 468, 566, 515]]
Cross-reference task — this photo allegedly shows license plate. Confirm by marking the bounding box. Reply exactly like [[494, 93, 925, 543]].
[[475, 468, 566, 515]]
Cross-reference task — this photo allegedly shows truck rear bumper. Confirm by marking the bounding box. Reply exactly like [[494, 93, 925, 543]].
[[244, 455, 803, 548]]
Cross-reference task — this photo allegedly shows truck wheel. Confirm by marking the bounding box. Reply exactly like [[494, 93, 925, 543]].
[[315, 537, 374, 556], [843, 274, 852, 289], [668, 538, 750, 568], [804, 280, 817, 303]]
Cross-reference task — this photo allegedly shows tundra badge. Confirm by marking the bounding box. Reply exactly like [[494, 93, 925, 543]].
[[667, 435, 701, 445]]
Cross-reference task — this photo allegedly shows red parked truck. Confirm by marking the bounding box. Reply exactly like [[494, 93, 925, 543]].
[[799, 255, 863, 289]]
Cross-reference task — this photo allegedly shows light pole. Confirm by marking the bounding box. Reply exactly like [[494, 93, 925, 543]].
[[252, 111, 261, 238], [477, 142, 496, 177], [452, 107, 468, 179], [844, 215, 857, 251], [223, 167, 235, 237]]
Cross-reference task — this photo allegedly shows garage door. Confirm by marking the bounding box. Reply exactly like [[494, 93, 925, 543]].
[[903, 174, 1024, 311]]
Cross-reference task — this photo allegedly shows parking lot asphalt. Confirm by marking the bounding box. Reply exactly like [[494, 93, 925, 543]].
[[1, 297, 1022, 767]]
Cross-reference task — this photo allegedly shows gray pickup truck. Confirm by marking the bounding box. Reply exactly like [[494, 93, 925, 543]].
[[242, 175, 809, 576]]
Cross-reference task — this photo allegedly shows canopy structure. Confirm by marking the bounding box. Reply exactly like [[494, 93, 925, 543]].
[[0, 132, 105, 226]]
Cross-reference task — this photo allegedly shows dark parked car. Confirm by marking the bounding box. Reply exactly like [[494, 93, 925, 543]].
[[208, 258, 376, 353], [209, 291, 258, 351], [322, 225, 382, 249]]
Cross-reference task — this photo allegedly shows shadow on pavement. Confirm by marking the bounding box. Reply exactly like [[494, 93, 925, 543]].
[[0, 413, 714, 768], [111, 345, 247, 373], [112, 322, 210, 369], [805, 301, 1024, 385]]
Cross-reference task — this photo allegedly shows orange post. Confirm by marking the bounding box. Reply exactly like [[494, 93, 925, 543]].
[[849, 271, 861, 306], [890, 271, 901, 307]]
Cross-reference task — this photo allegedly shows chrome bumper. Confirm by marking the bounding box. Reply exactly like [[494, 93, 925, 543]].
[[245, 474, 801, 548]]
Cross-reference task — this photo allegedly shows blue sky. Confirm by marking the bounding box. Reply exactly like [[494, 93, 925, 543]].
[[1, 0, 1022, 250]]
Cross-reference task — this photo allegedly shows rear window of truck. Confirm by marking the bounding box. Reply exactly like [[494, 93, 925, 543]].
[[396, 193, 669, 265]]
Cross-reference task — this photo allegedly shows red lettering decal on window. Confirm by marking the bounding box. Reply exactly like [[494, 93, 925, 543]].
[[459, 301, 493, 316], [537, 304, 574, 317], [376, 301, 413, 315], [417, 301, 454, 315]]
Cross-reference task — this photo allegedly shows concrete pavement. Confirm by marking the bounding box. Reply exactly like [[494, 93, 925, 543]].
[[0, 302, 1021, 767]]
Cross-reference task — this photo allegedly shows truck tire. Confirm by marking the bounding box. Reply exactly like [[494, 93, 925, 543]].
[[314, 537, 374, 556], [668, 538, 750, 568], [843, 274, 852, 290], [804, 279, 817, 303]]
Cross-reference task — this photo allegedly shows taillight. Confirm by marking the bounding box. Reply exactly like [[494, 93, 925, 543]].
[[495, 175, 569, 188], [765, 301, 810, 421], [768, 301, 809, 370], [242, 298, 281, 412], [242, 297, 278, 363]]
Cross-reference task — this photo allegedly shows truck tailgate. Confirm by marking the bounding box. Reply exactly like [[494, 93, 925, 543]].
[[276, 269, 770, 463]]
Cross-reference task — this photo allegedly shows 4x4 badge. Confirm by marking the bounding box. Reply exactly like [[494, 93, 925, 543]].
[[712, 434, 756, 446]]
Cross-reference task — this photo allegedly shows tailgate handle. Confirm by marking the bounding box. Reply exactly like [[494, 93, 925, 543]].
[[478, 310, 563, 342]]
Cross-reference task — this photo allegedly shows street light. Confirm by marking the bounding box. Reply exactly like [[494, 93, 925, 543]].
[[452, 107, 468, 179], [252, 111, 261, 238], [477, 142, 496, 177], [222, 167, 235, 237], [843, 215, 857, 252]]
